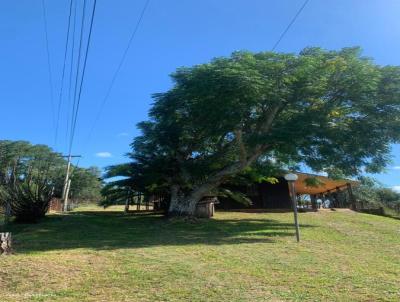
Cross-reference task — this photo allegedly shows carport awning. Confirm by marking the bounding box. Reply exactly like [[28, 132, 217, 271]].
[[294, 172, 357, 195]]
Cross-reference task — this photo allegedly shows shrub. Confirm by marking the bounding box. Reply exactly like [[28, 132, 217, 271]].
[[6, 181, 52, 223]]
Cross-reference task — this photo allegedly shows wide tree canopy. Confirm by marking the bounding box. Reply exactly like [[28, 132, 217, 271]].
[[113, 47, 400, 216]]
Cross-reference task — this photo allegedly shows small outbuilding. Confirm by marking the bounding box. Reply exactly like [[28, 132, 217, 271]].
[[195, 197, 218, 218]]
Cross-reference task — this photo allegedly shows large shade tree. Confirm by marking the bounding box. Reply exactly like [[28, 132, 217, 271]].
[[122, 47, 400, 216]]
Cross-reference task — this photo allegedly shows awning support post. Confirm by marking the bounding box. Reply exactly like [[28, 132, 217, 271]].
[[347, 183, 356, 210]]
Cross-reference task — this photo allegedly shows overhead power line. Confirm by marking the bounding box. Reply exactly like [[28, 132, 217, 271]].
[[54, 0, 74, 147], [62, 0, 97, 212], [271, 0, 310, 51], [85, 0, 151, 143], [68, 0, 98, 154], [65, 0, 78, 148], [41, 0, 56, 140], [68, 0, 88, 154]]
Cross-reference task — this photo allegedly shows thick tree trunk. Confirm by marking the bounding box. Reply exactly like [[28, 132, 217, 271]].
[[168, 185, 198, 216], [168, 197, 197, 216], [167, 105, 282, 218], [168, 182, 233, 217], [167, 152, 266, 217]]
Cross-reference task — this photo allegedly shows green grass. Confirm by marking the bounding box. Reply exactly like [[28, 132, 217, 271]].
[[1, 206, 399, 301], [382, 206, 400, 220]]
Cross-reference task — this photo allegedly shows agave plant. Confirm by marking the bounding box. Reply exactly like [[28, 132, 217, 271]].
[[6, 180, 53, 223]]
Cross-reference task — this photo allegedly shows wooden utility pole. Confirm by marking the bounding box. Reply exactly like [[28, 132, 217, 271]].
[[64, 179, 72, 210], [61, 155, 81, 212]]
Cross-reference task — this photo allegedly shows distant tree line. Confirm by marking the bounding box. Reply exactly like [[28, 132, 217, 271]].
[[0, 140, 102, 223], [353, 177, 400, 216]]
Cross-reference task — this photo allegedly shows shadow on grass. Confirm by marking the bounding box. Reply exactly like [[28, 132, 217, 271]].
[[6, 211, 315, 253], [220, 208, 297, 213]]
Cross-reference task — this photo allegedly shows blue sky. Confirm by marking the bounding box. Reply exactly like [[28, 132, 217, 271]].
[[1, 0, 400, 189]]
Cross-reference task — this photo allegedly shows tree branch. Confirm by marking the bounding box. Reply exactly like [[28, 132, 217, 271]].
[[234, 129, 247, 164], [187, 103, 283, 201]]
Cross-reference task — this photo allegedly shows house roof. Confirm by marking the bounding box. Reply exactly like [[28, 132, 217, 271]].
[[292, 172, 358, 195]]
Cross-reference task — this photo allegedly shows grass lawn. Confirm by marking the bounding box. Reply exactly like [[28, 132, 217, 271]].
[[1, 206, 399, 302]]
